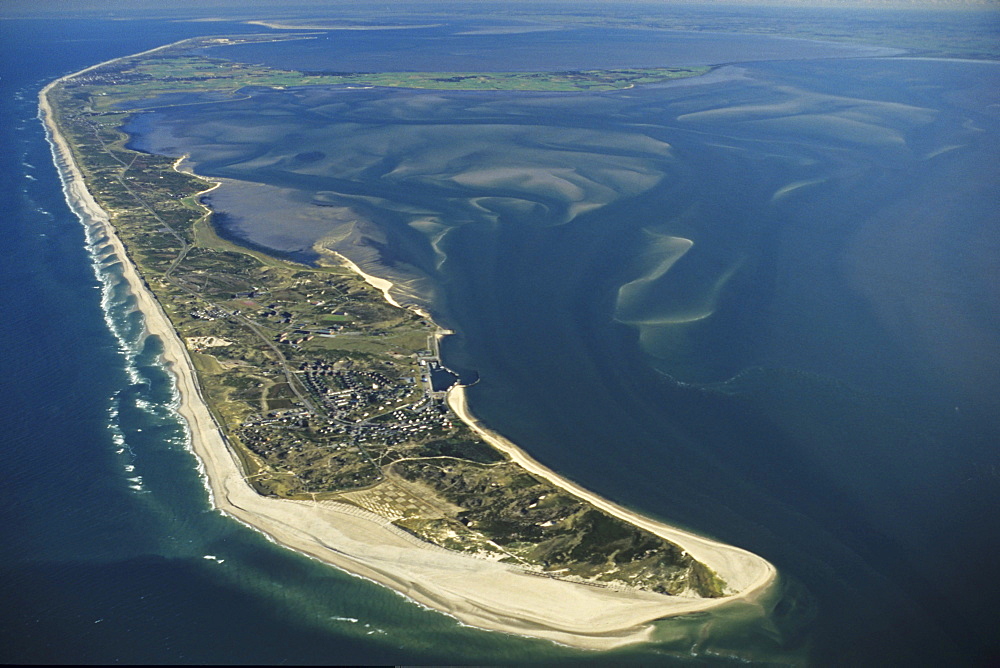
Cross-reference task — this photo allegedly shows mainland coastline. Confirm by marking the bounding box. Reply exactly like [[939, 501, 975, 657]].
[[39, 50, 776, 650]]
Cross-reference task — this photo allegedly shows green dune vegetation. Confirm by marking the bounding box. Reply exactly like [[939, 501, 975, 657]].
[[47, 36, 727, 597], [78, 34, 708, 112]]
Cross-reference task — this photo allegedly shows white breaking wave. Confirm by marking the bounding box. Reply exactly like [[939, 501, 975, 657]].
[[107, 392, 136, 473], [42, 113, 178, 499]]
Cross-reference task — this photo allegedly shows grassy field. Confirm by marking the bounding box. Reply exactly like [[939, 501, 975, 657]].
[[83, 41, 710, 111]]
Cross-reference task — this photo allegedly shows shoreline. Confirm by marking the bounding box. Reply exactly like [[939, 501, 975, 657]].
[[39, 51, 776, 650], [328, 250, 407, 310], [447, 387, 776, 596]]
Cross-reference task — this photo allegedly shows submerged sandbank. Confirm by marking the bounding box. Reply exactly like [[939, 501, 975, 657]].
[[40, 49, 776, 650]]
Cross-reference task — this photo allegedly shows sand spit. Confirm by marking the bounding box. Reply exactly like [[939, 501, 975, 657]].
[[247, 20, 442, 31], [328, 250, 406, 309], [40, 50, 776, 651], [448, 387, 776, 596]]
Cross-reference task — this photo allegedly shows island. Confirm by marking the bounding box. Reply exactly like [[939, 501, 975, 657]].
[[39, 35, 775, 649]]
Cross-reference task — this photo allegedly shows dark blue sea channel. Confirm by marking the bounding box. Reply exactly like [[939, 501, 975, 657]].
[[2, 9, 999, 665]]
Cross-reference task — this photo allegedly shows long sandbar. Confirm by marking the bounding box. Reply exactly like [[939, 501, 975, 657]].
[[40, 50, 775, 650]]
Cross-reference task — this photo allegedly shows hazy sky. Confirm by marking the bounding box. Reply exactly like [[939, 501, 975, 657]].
[[1, 0, 998, 18]]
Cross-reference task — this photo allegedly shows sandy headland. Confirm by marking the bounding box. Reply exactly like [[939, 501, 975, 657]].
[[40, 52, 775, 651]]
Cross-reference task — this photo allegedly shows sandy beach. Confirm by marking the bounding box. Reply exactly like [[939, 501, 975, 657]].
[[40, 53, 776, 650], [328, 250, 406, 309], [447, 387, 776, 595]]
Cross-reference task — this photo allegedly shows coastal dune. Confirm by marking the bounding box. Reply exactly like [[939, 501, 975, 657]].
[[40, 54, 775, 651], [447, 387, 775, 596]]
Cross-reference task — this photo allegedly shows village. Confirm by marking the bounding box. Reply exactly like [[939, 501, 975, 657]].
[[170, 256, 477, 497]]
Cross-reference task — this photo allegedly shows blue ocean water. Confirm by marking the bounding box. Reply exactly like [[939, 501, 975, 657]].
[[2, 9, 999, 666], [0, 17, 586, 666]]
